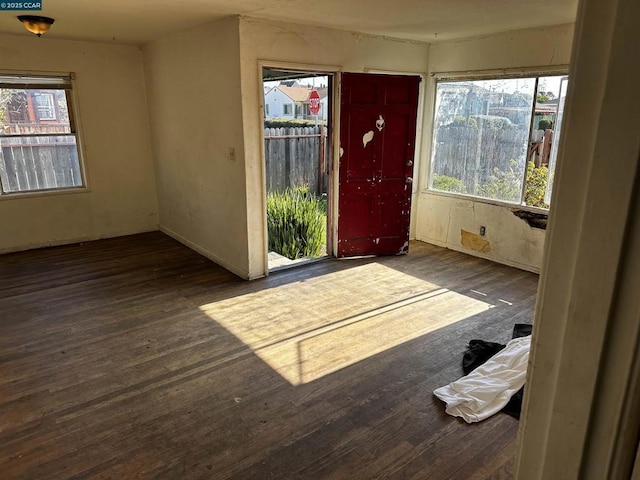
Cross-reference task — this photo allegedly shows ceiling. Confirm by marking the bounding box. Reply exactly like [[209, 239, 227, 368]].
[[0, 0, 578, 45]]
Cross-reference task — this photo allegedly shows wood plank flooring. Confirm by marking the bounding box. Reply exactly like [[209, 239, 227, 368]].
[[0, 232, 538, 479]]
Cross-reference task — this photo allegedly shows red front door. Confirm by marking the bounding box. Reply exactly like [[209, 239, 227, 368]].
[[338, 73, 421, 257]]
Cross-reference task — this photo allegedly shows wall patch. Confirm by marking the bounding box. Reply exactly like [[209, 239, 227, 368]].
[[461, 229, 492, 253]]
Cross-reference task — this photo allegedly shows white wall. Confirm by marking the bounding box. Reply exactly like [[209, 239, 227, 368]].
[[0, 33, 158, 253], [144, 16, 249, 278], [415, 24, 574, 272], [239, 17, 430, 278], [319, 96, 328, 122]]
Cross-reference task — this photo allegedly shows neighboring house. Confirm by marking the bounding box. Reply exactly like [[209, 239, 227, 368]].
[[264, 83, 328, 121], [317, 87, 329, 121], [1, 89, 67, 135], [264, 84, 299, 118]]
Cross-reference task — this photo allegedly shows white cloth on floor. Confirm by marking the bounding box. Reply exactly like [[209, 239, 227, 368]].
[[433, 335, 531, 423]]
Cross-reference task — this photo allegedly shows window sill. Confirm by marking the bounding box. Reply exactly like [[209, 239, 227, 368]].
[[0, 186, 89, 201], [420, 189, 550, 217]]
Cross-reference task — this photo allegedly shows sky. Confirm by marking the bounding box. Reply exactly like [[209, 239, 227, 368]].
[[467, 74, 567, 97], [263, 76, 329, 90]]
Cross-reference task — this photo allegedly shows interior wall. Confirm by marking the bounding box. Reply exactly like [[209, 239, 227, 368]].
[[0, 33, 158, 253], [414, 24, 574, 272], [143, 16, 249, 278], [239, 17, 430, 279]]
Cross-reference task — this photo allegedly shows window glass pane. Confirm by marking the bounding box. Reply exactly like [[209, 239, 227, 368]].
[[543, 76, 568, 205], [35, 93, 56, 120], [0, 135, 81, 192], [525, 75, 567, 208], [0, 85, 81, 194], [430, 78, 535, 203]]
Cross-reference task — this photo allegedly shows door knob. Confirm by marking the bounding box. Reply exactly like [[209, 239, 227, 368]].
[[405, 177, 413, 184], [406, 160, 413, 166]]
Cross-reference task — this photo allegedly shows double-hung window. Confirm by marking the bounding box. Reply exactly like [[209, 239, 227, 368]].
[[0, 73, 85, 195], [429, 73, 569, 209]]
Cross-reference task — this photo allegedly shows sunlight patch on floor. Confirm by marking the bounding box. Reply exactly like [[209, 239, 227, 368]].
[[199, 262, 492, 385]]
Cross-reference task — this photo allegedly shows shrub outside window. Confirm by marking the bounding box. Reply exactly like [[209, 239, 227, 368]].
[[429, 74, 568, 209], [0, 73, 85, 195]]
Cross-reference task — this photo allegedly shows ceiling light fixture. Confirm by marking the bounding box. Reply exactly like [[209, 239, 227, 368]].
[[17, 15, 55, 37]]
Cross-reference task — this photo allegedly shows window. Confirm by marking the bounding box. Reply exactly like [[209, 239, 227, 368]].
[[283, 103, 293, 115], [0, 74, 84, 195], [34, 92, 56, 120], [429, 74, 568, 209]]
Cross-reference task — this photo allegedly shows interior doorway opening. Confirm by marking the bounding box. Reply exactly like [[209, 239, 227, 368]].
[[262, 67, 334, 272]]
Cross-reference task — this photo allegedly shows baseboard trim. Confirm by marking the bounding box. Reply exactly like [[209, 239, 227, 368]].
[[159, 225, 252, 280], [415, 236, 541, 274], [0, 228, 158, 256]]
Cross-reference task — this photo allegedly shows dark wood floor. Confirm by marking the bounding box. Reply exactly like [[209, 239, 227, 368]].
[[0, 232, 538, 479]]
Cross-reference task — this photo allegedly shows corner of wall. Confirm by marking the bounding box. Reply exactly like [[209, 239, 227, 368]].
[[142, 16, 252, 279]]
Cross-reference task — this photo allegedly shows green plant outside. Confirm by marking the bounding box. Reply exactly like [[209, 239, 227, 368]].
[[436, 160, 550, 206], [524, 162, 550, 208], [538, 119, 553, 131], [432, 175, 467, 194], [267, 186, 326, 260], [478, 160, 550, 207], [264, 118, 326, 129], [478, 159, 522, 202], [536, 92, 551, 103]]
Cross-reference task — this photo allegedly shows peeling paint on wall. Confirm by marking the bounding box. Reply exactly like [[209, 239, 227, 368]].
[[461, 229, 492, 253], [362, 130, 374, 147], [512, 210, 548, 229]]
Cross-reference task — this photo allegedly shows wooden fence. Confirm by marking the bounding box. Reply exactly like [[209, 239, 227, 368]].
[[264, 126, 327, 196], [431, 125, 529, 193], [0, 135, 81, 193]]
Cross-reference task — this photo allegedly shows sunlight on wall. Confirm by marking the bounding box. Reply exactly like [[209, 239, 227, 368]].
[[199, 263, 492, 385]]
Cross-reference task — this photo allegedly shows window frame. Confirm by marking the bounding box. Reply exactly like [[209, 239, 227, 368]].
[[34, 92, 56, 121], [0, 71, 88, 199], [425, 66, 569, 213]]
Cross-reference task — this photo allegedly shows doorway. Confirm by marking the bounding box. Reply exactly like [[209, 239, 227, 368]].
[[262, 67, 334, 272]]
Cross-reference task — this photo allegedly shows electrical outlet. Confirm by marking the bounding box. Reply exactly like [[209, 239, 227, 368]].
[[480, 226, 486, 236]]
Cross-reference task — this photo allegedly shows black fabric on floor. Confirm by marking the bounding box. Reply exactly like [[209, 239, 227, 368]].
[[512, 323, 533, 339], [462, 340, 505, 375], [503, 389, 524, 418], [503, 323, 532, 418]]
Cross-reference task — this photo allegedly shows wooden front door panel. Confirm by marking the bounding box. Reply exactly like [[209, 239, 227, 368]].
[[338, 73, 420, 257]]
